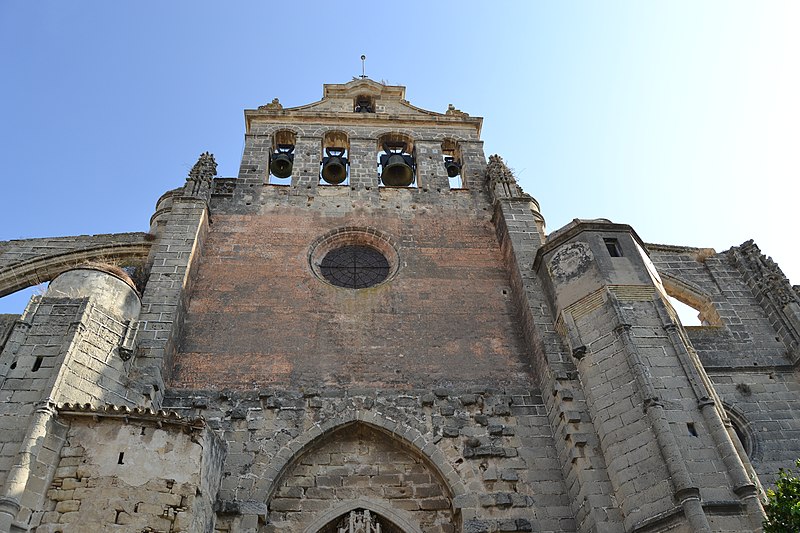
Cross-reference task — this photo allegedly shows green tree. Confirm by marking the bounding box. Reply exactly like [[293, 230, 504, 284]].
[[764, 459, 800, 532]]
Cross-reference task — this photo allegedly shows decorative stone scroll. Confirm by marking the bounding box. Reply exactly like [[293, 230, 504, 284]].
[[337, 509, 382, 533], [445, 103, 468, 117], [259, 97, 283, 110], [485, 154, 526, 201], [729, 239, 800, 357], [212, 178, 237, 197], [184, 151, 217, 200]]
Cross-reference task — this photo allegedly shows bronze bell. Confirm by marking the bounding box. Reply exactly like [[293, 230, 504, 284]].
[[270, 144, 294, 178], [321, 148, 348, 184], [444, 157, 462, 178], [380, 145, 415, 187]]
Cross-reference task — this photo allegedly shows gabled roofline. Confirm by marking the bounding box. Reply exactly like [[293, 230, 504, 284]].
[[243, 79, 483, 136]]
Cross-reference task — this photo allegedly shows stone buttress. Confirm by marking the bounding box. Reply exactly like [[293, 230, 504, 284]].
[[532, 220, 765, 531]]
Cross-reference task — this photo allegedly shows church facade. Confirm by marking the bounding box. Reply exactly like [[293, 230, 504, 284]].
[[1, 79, 799, 532]]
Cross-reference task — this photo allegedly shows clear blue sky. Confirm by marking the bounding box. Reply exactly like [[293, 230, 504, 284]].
[[1, 1, 798, 314]]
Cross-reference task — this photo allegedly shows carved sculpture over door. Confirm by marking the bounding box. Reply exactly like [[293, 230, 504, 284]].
[[337, 509, 381, 533]]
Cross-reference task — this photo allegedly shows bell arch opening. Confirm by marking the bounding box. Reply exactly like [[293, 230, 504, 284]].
[[376, 133, 416, 188], [267, 422, 456, 533]]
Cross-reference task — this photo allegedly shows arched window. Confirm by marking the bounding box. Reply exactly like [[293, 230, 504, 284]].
[[376, 133, 416, 188], [269, 130, 296, 185], [441, 139, 464, 189], [320, 131, 350, 186], [660, 275, 722, 327], [725, 405, 757, 460]]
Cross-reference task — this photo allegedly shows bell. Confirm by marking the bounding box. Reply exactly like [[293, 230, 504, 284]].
[[444, 157, 462, 178], [270, 145, 294, 178], [380, 153, 415, 187], [321, 148, 348, 184]]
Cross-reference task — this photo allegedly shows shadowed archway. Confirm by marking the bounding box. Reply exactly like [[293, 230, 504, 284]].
[[262, 419, 462, 533]]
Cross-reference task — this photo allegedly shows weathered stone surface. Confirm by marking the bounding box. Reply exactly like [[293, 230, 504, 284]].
[[1, 78, 794, 533]]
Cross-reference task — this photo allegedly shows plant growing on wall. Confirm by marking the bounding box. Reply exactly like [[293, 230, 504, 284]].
[[764, 459, 800, 532]]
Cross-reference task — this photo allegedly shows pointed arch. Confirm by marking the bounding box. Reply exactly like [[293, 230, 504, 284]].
[[0, 239, 151, 299], [722, 401, 762, 462], [256, 413, 465, 533], [660, 272, 723, 326], [253, 410, 467, 504], [254, 410, 467, 502]]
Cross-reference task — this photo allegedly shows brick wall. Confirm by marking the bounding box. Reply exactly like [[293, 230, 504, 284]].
[[172, 204, 530, 390]]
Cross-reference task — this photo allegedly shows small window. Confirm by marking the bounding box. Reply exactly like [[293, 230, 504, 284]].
[[604, 238, 622, 257], [725, 407, 756, 459]]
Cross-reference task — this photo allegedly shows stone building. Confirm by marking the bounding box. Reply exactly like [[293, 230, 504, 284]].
[[1, 79, 799, 532]]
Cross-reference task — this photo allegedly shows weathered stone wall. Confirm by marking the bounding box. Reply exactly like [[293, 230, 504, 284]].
[[0, 233, 151, 299], [132, 193, 210, 407], [648, 244, 790, 366], [708, 370, 800, 485], [0, 314, 16, 353], [0, 297, 81, 493], [37, 413, 224, 533], [648, 243, 800, 488], [0, 268, 144, 522], [5, 79, 800, 533], [534, 223, 766, 531], [164, 386, 575, 533]]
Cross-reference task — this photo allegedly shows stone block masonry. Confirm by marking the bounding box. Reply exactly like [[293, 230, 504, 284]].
[[1, 78, 798, 532], [163, 385, 573, 533], [37, 408, 224, 533]]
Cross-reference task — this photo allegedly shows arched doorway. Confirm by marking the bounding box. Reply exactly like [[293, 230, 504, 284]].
[[268, 423, 456, 533]]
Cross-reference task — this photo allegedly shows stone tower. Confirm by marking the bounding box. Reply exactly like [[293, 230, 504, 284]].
[[1, 79, 800, 532]]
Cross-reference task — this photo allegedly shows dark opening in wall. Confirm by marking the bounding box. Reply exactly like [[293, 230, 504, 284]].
[[320, 131, 350, 185], [377, 134, 416, 188], [604, 238, 622, 257], [32, 356, 43, 372], [442, 139, 463, 189], [726, 407, 755, 459], [269, 130, 296, 185], [354, 95, 375, 113]]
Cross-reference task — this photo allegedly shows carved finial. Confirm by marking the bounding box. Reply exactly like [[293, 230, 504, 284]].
[[259, 98, 283, 111], [188, 152, 217, 182], [730, 240, 798, 306], [185, 152, 217, 199], [486, 154, 527, 201], [486, 154, 514, 183], [446, 103, 469, 117]]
